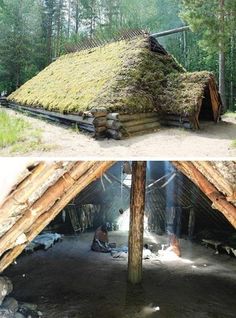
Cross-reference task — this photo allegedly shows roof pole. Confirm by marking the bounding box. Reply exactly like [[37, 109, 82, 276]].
[[151, 26, 190, 38]]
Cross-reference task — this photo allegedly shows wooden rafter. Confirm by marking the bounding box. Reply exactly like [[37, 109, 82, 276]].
[[0, 161, 114, 273], [172, 161, 236, 228]]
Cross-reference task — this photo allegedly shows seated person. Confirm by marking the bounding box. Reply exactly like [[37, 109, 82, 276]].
[[91, 224, 111, 253]]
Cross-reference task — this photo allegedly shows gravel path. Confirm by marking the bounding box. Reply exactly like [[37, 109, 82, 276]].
[[1, 108, 235, 158]]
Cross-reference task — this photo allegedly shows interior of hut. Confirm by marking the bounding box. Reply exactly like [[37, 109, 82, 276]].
[[0, 161, 236, 318]]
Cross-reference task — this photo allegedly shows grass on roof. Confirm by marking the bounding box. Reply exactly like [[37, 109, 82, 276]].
[[162, 71, 213, 116], [9, 37, 185, 114]]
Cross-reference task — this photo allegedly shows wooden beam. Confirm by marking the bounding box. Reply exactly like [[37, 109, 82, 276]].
[[0, 162, 74, 234], [0, 161, 114, 273], [192, 161, 235, 201], [0, 162, 97, 256], [172, 161, 236, 228], [151, 26, 190, 38], [128, 161, 146, 284]]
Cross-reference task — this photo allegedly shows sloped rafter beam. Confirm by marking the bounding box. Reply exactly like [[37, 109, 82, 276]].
[[0, 161, 114, 273], [192, 161, 236, 202], [172, 161, 236, 228], [0, 162, 76, 237]]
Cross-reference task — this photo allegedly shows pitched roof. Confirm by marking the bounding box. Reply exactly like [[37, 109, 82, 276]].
[[7, 36, 190, 115]]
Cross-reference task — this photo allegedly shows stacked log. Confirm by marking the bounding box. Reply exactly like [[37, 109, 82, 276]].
[[106, 112, 161, 139], [6, 102, 96, 132], [161, 114, 194, 129], [0, 97, 8, 107], [90, 108, 107, 139]]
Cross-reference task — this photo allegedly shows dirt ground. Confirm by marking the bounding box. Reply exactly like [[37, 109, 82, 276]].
[[5, 231, 236, 318], [0, 109, 235, 158]]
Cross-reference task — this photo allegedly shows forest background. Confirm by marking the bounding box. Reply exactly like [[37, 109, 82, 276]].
[[0, 0, 235, 110]]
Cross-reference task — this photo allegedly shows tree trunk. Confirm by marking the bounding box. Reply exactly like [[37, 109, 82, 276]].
[[128, 161, 146, 284], [75, 0, 79, 34], [219, 0, 226, 110], [67, 0, 71, 37]]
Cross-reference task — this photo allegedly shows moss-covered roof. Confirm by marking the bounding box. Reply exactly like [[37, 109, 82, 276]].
[[8, 36, 214, 116], [162, 71, 213, 116]]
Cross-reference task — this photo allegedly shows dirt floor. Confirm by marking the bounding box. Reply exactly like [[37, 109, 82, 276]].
[[0, 108, 235, 158], [4, 231, 236, 318]]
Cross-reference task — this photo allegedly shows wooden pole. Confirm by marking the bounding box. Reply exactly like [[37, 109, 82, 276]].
[[128, 161, 146, 284], [151, 26, 190, 38], [188, 208, 195, 240]]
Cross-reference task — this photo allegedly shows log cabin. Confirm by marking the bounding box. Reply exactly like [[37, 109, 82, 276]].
[[0, 160, 235, 316], [5, 32, 222, 139]]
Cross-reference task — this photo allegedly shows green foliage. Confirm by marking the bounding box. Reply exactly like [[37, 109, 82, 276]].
[[9, 36, 210, 117], [0, 109, 30, 147], [0, 0, 235, 110]]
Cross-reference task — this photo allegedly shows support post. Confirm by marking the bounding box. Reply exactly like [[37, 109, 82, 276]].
[[188, 208, 195, 240], [128, 161, 146, 284]]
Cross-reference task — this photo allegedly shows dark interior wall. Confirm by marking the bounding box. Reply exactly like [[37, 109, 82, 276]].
[[199, 86, 214, 121], [47, 161, 235, 241]]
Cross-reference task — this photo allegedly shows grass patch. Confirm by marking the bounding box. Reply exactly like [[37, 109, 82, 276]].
[[0, 110, 31, 147], [231, 140, 236, 148], [223, 111, 236, 119], [0, 110, 51, 154]]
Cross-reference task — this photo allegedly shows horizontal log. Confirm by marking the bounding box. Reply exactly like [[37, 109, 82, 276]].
[[107, 113, 119, 120], [161, 120, 192, 129], [107, 112, 159, 122], [107, 129, 123, 140], [93, 117, 107, 127], [106, 120, 122, 130], [124, 121, 160, 134], [163, 114, 190, 122], [95, 126, 106, 133], [122, 117, 160, 128], [90, 108, 107, 118], [123, 127, 160, 138], [7, 102, 95, 125]]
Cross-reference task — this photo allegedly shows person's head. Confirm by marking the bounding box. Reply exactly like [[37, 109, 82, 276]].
[[119, 208, 124, 215], [101, 224, 108, 233]]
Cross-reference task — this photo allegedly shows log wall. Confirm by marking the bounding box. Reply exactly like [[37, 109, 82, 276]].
[[106, 112, 161, 139]]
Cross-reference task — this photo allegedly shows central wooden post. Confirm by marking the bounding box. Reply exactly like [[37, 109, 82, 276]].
[[128, 161, 146, 284]]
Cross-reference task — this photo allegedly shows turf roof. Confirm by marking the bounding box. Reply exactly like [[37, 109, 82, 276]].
[[8, 36, 213, 116]]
